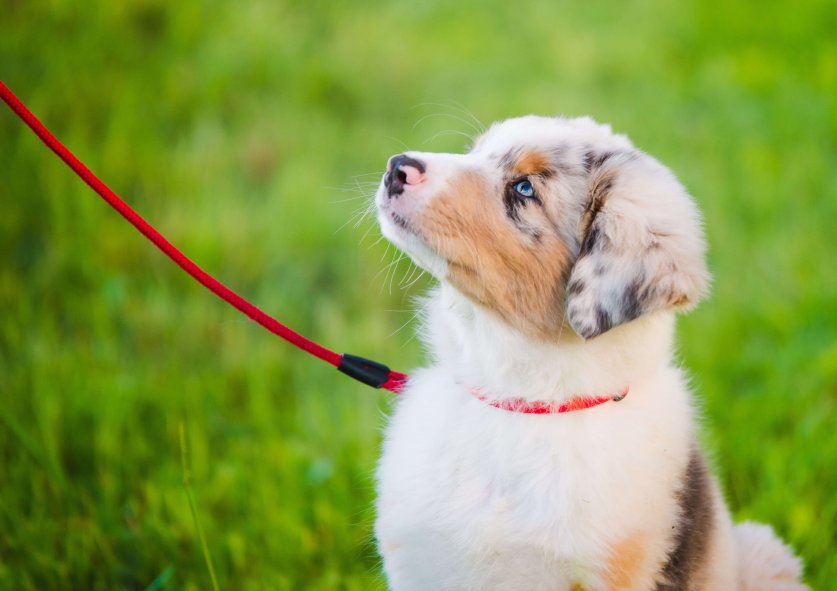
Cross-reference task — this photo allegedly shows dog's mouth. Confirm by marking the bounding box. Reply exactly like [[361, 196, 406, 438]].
[[390, 211, 411, 232], [376, 201, 448, 279], [380, 207, 430, 251], [376, 189, 424, 241]]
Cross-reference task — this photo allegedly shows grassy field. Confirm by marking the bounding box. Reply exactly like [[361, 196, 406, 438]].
[[1, 0, 835, 589]]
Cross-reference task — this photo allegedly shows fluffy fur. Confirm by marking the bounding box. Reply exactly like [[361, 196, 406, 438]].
[[372, 116, 807, 590]]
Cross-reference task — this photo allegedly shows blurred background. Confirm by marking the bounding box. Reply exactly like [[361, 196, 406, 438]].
[[1, 0, 835, 589]]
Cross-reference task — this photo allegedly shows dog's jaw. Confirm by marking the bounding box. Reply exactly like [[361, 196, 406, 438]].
[[376, 195, 449, 279]]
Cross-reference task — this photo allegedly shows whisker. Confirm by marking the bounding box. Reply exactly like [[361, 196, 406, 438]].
[[353, 202, 378, 230], [387, 252, 406, 295], [423, 129, 475, 145], [411, 106, 482, 137], [384, 136, 412, 153], [367, 233, 386, 248], [446, 99, 487, 133], [374, 251, 404, 281], [386, 309, 421, 340], [398, 261, 418, 287], [401, 264, 427, 290], [328, 193, 373, 204], [380, 242, 392, 264], [334, 202, 375, 234], [349, 171, 387, 179]]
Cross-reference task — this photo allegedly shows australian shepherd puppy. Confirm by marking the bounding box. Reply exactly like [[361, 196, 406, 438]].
[[372, 116, 808, 590]]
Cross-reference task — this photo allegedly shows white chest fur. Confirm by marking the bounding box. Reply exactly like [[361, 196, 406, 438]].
[[375, 287, 695, 591]]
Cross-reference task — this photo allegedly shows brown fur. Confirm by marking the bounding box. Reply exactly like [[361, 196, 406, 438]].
[[603, 533, 655, 590], [512, 150, 551, 176], [655, 450, 715, 590], [415, 171, 572, 340]]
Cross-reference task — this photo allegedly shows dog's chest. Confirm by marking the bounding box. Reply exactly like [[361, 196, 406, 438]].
[[375, 371, 688, 591]]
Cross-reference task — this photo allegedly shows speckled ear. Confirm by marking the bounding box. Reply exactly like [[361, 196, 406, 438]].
[[566, 151, 710, 339]]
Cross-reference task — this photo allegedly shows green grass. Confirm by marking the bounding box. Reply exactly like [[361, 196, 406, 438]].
[[1, 0, 834, 588]]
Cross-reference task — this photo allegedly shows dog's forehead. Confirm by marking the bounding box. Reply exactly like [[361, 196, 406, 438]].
[[471, 115, 633, 158]]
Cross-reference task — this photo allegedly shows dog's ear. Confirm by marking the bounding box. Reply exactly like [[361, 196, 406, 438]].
[[565, 150, 710, 339]]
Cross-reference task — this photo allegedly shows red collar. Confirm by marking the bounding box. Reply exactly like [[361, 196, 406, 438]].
[[469, 385, 629, 414]]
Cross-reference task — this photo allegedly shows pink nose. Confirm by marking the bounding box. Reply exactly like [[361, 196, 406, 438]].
[[400, 164, 424, 185], [386, 154, 426, 197]]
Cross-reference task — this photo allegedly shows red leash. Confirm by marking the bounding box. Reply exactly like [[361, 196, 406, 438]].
[[0, 81, 407, 393]]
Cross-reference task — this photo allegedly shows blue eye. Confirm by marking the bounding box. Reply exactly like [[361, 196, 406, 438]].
[[512, 179, 535, 198]]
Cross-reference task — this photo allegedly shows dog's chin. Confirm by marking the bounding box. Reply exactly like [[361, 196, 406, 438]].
[[377, 210, 448, 280]]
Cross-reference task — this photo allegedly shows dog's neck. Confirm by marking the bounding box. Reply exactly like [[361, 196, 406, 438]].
[[423, 284, 676, 403]]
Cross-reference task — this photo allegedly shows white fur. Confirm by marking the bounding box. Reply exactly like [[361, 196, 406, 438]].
[[378, 291, 690, 590], [373, 116, 808, 590], [735, 523, 808, 591]]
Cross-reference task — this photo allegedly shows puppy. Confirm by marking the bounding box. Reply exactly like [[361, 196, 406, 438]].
[[372, 116, 808, 590]]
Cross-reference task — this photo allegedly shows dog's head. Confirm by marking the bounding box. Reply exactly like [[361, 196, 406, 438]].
[[375, 116, 709, 341]]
